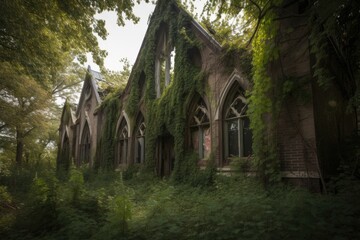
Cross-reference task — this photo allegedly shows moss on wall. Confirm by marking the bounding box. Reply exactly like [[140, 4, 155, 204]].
[[95, 91, 121, 170], [124, 0, 209, 180], [57, 101, 72, 172], [248, 9, 281, 185]]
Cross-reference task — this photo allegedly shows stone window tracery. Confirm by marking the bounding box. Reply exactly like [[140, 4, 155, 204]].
[[80, 122, 90, 164], [134, 114, 145, 164], [155, 25, 175, 98], [116, 118, 129, 165], [223, 87, 252, 159], [189, 97, 211, 159]]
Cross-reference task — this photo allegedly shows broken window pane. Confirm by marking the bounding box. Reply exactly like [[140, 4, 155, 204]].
[[189, 96, 210, 159], [224, 85, 252, 160]]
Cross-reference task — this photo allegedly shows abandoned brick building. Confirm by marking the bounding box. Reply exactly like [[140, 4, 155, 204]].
[[57, 0, 357, 191]]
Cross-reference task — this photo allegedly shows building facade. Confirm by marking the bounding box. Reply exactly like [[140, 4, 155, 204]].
[[58, 0, 357, 191]]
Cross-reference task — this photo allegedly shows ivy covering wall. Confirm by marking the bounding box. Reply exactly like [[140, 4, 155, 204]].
[[95, 92, 121, 170], [138, 0, 206, 181], [96, 0, 209, 180], [248, 8, 281, 185]]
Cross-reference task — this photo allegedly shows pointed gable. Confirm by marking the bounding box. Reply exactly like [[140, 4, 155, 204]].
[[76, 66, 104, 116], [60, 100, 75, 129], [122, 0, 223, 97]]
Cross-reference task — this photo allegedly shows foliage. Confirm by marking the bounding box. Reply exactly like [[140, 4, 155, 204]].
[[68, 169, 85, 203], [0, 186, 15, 233], [96, 93, 121, 170], [102, 58, 132, 91], [248, 7, 281, 185], [201, 0, 284, 185], [1, 161, 360, 239], [125, 0, 206, 181], [0, 0, 143, 165], [204, 0, 360, 186], [309, 0, 360, 109]]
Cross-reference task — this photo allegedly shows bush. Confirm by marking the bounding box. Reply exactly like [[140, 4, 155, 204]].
[[1, 162, 360, 240]]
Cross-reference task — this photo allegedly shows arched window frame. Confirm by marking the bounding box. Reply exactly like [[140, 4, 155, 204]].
[[134, 113, 146, 164], [80, 122, 91, 164], [223, 87, 252, 160], [188, 96, 211, 160], [116, 118, 129, 166], [60, 132, 71, 169], [155, 24, 175, 98]]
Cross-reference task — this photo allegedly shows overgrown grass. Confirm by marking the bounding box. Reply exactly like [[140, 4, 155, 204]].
[[0, 164, 359, 239]]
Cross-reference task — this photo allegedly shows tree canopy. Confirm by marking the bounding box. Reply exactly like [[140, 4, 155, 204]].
[[0, 0, 145, 164]]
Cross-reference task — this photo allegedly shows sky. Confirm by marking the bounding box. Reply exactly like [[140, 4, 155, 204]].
[[85, 2, 155, 72], [85, 1, 207, 72]]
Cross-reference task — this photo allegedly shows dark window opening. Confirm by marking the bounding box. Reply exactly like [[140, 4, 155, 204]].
[[155, 23, 175, 98], [223, 85, 252, 161], [156, 133, 175, 177], [80, 122, 91, 164], [60, 134, 71, 170], [116, 119, 128, 166], [189, 96, 211, 159], [138, 71, 146, 98], [188, 47, 202, 69], [134, 114, 145, 164]]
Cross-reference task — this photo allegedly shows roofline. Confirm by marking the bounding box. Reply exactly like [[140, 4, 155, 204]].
[[122, 0, 223, 96], [75, 66, 102, 116], [176, 5, 222, 52], [59, 100, 75, 129]]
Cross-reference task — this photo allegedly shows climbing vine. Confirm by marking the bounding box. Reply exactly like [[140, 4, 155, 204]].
[[248, 10, 281, 185], [57, 100, 72, 173], [124, 0, 207, 180], [95, 91, 121, 170]]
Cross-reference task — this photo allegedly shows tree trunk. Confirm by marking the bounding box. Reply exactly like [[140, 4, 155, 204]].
[[15, 130, 24, 165]]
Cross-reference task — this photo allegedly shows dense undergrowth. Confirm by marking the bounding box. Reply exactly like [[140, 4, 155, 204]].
[[0, 163, 359, 240]]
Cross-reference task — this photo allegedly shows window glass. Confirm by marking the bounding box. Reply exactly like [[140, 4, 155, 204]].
[[134, 115, 145, 164], [189, 97, 210, 159], [80, 122, 90, 164], [223, 85, 252, 160], [227, 119, 239, 157], [242, 117, 253, 157]]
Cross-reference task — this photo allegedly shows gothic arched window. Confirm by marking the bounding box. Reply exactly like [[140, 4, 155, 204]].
[[223, 86, 252, 159], [134, 113, 145, 164], [116, 118, 129, 165], [155, 23, 175, 98], [59, 133, 71, 170], [189, 97, 211, 159], [80, 122, 90, 164]]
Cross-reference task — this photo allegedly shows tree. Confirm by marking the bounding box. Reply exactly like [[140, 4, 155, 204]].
[[309, 0, 360, 110], [204, 0, 360, 110], [102, 58, 132, 91], [0, 0, 145, 164]]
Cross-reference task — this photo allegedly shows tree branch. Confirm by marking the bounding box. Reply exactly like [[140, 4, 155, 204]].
[[248, 0, 262, 12], [0, 124, 7, 131], [52, 80, 82, 95], [246, 16, 262, 48], [24, 127, 36, 137], [245, 0, 275, 48]]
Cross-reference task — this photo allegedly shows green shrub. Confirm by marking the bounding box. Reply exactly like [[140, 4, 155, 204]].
[[1, 161, 359, 240]]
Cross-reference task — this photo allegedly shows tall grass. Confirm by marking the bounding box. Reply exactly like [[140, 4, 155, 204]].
[[0, 164, 359, 239]]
